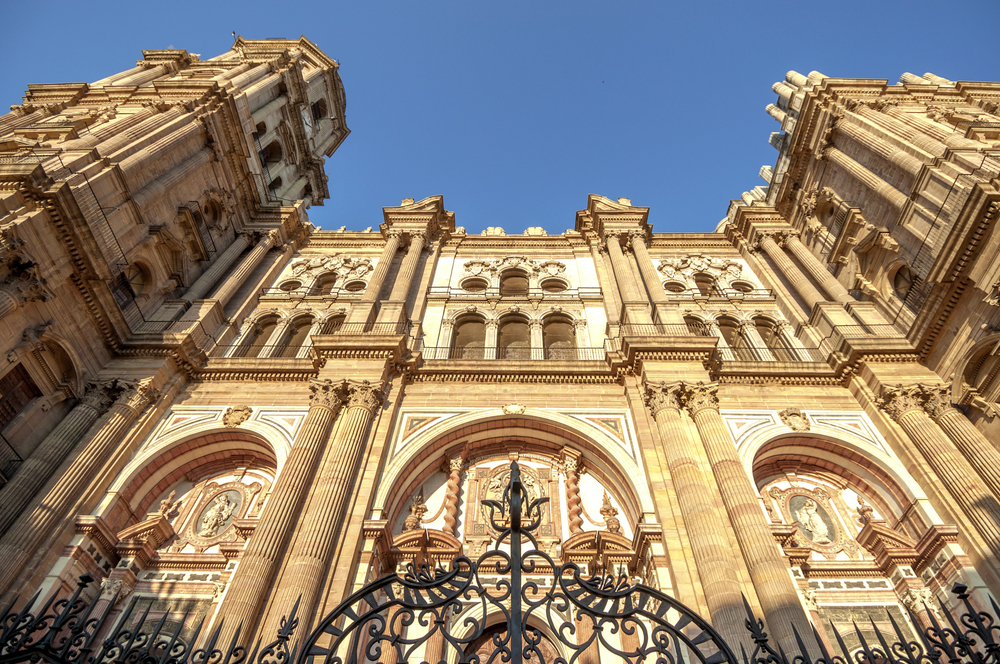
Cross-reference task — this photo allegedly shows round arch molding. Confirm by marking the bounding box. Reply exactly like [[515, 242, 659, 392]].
[[373, 408, 654, 527]]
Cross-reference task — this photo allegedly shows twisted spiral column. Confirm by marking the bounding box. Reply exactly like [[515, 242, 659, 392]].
[[443, 456, 462, 537], [565, 456, 583, 535]]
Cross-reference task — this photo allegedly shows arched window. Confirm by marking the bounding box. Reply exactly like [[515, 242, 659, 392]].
[[254, 121, 266, 137], [313, 274, 337, 296], [500, 271, 529, 296], [684, 316, 709, 337], [268, 176, 283, 192], [498, 318, 530, 359], [543, 316, 575, 359], [754, 317, 792, 360], [321, 315, 345, 334], [124, 263, 152, 297], [280, 318, 314, 358], [311, 98, 328, 121], [249, 317, 279, 358], [260, 140, 282, 165], [891, 265, 914, 301], [694, 273, 715, 297], [451, 317, 486, 359], [664, 281, 687, 294]]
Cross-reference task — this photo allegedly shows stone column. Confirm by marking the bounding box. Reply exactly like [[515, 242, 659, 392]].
[[443, 457, 462, 537], [263, 381, 385, 637], [628, 230, 666, 305], [884, 106, 981, 151], [437, 320, 454, 360], [224, 320, 261, 358], [181, 232, 253, 303], [573, 320, 590, 359], [854, 105, 947, 158], [379, 585, 404, 664], [215, 379, 345, 644], [295, 318, 325, 359], [643, 382, 748, 648], [129, 148, 213, 209], [0, 277, 46, 321], [0, 380, 158, 599], [877, 385, 1000, 560], [923, 385, 1000, 499], [681, 382, 815, 653], [755, 231, 825, 311], [361, 231, 403, 304], [822, 147, 909, 211], [706, 322, 737, 362], [348, 230, 402, 325], [564, 456, 583, 535], [605, 232, 652, 325], [530, 320, 544, 360], [835, 120, 924, 177], [212, 230, 281, 306], [484, 321, 498, 360], [738, 322, 776, 361], [0, 382, 114, 536], [782, 233, 852, 304], [259, 319, 291, 358], [388, 231, 426, 302], [590, 242, 620, 324], [775, 322, 812, 361]]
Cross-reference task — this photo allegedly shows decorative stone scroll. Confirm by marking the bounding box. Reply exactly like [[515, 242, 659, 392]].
[[288, 255, 373, 281], [657, 254, 747, 290], [462, 256, 566, 277]]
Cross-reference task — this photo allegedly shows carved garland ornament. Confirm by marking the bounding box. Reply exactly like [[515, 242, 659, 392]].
[[288, 255, 373, 282], [657, 254, 747, 290]]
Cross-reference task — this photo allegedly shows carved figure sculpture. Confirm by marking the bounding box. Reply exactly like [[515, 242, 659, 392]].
[[199, 494, 237, 538], [795, 498, 831, 544]]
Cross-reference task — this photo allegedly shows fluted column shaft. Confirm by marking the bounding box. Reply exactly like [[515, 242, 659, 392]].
[[212, 230, 280, 306], [0, 381, 157, 600], [593, 244, 622, 324], [629, 232, 667, 305], [823, 147, 909, 210], [606, 233, 652, 325], [361, 232, 402, 304], [836, 121, 924, 176], [114, 65, 167, 87], [782, 234, 852, 304], [682, 383, 814, 653], [854, 106, 946, 157], [644, 382, 747, 648], [879, 385, 1000, 561], [216, 380, 345, 644], [264, 382, 384, 637], [739, 323, 776, 361], [884, 107, 981, 150], [181, 233, 253, 303], [0, 290, 17, 320], [61, 108, 159, 150], [95, 107, 185, 158], [935, 407, 1000, 498], [757, 233, 825, 310], [387, 232, 426, 302], [0, 385, 113, 536]]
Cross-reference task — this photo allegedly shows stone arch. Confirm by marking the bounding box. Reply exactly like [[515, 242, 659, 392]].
[[374, 409, 653, 536], [499, 268, 530, 296], [105, 428, 280, 519]]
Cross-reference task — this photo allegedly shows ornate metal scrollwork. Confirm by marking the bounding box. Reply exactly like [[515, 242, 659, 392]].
[[299, 461, 738, 664]]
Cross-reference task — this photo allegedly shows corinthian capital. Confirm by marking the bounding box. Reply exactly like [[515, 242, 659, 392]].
[[643, 380, 684, 417], [309, 378, 347, 413], [386, 229, 405, 241], [80, 381, 116, 414], [876, 384, 927, 421], [346, 380, 385, 412], [114, 380, 158, 416], [918, 384, 957, 421], [627, 229, 648, 248], [681, 381, 720, 418]]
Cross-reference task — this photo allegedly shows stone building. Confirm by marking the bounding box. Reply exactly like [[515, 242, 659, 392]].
[[1, 36, 999, 660]]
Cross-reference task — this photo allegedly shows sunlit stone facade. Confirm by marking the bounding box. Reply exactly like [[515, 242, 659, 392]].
[[1, 39, 1000, 658]]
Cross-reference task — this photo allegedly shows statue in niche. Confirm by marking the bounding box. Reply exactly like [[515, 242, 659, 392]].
[[402, 490, 427, 532], [792, 497, 833, 544], [600, 492, 621, 534], [198, 492, 238, 538]]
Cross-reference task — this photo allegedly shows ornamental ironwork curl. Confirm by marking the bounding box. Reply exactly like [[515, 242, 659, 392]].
[[298, 461, 738, 664]]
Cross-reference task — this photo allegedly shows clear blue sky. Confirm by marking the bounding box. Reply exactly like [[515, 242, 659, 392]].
[[3, 1, 997, 234]]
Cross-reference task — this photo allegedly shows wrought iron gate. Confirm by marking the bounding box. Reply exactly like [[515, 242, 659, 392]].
[[4, 461, 1000, 664]]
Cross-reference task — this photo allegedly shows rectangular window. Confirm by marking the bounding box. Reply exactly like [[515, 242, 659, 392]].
[[0, 364, 42, 429]]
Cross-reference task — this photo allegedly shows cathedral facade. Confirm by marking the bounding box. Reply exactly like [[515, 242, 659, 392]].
[[1, 37, 999, 660]]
